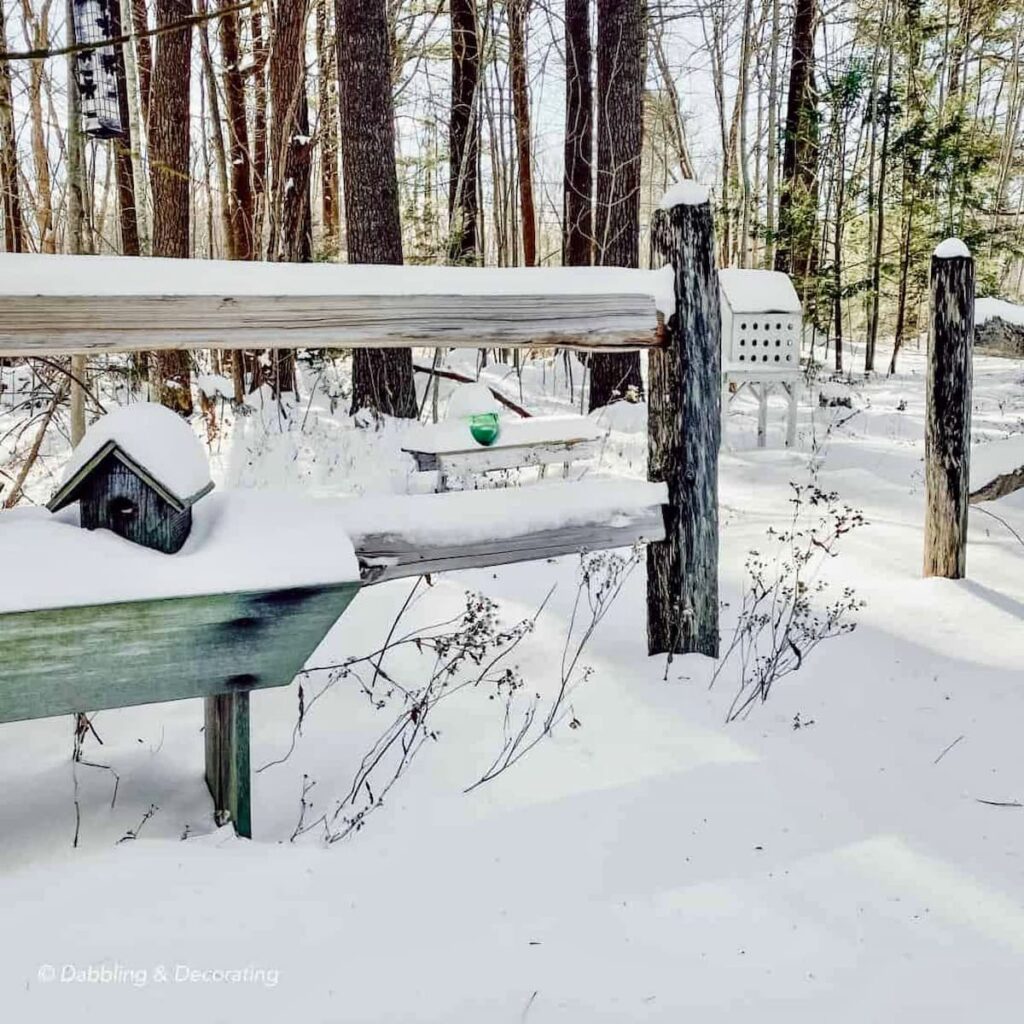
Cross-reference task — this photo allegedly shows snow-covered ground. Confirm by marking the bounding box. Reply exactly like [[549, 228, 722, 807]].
[[3, 341, 1024, 1022]]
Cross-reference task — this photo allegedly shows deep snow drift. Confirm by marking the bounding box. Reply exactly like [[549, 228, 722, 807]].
[[2, 340, 1024, 1022]]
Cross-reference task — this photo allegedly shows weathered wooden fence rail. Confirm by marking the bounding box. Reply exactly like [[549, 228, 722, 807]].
[[0, 255, 665, 355]]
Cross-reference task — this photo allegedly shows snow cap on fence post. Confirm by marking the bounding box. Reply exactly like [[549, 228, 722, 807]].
[[933, 238, 971, 260], [647, 181, 721, 658], [924, 237, 974, 578]]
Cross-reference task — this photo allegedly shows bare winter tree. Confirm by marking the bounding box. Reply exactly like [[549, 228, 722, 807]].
[[0, 0, 24, 252], [774, 0, 819, 304], [316, 0, 340, 256], [110, 0, 140, 256], [149, 0, 194, 415], [268, 0, 312, 264], [219, 0, 255, 262], [562, 0, 592, 267], [509, 0, 536, 266], [336, 0, 417, 418], [266, 0, 313, 394], [449, 0, 480, 263], [589, 0, 645, 411]]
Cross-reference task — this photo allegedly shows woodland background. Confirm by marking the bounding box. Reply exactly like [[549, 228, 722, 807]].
[[0, 0, 1022, 424]]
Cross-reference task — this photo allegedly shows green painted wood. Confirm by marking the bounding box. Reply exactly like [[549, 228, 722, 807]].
[[205, 691, 251, 839], [0, 581, 360, 724]]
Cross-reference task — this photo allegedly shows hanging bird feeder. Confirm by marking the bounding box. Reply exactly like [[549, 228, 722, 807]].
[[71, 0, 124, 139]]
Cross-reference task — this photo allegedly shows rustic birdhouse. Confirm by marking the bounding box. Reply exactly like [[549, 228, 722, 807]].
[[719, 269, 802, 376], [71, 0, 124, 139], [48, 403, 214, 554]]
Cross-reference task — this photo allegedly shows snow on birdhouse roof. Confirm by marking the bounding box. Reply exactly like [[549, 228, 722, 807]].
[[718, 269, 802, 314], [50, 402, 213, 512]]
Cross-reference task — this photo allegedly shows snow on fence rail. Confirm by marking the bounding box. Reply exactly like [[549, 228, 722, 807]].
[[0, 254, 670, 355]]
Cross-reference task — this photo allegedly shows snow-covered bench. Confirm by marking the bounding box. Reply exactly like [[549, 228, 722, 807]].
[[403, 415, 606, 491], [403, 383, 605, 491]]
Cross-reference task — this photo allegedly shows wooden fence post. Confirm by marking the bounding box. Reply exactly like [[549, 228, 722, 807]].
[[924, 239, 974, 579], [205, 691, 252, 839], [648, 185, 722, 657]]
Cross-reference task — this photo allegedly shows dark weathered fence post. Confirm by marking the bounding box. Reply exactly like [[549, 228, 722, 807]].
[[205, 691, 252, 839], [648, 185, 721, 657], [924, 239, 974, 578]]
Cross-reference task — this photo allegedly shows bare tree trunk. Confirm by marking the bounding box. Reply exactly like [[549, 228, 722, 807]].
[[129, 0, 153, 132], [219, 0, 254, 260], [764, 0, 780, 268], [110, 0, 141, 256], [449, 0, 480, 263], [197, 0, 232, 257], [775, 0, 818, 306], [866, 36, 893, 373], [268, 0, 313, 264], [562, 0, 592, 267], [149, 0, 194, 416], [21, 1, 55, 253], [336, 0, 417, 418], [590, 0, 645, 411], [316, 0, 339, 256], [251, 5, 269, 247], [509, 0, 535, 266], [266, 0, 312, 395], [0, 0, 25, 251]]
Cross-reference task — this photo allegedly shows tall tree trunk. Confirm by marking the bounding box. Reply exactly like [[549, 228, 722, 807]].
[[65, 0, 85, 256], [149, 0, 194, 416], [219, 0, 255, 260], [197, 0, 232, 257], [267, 0, 312, 395], [336, 0, 417, 418], [20, 1, 55, 253], [562, 0, 592, 267], [129, 0, 153, 133], [251, 5, 269, 246], [590, 0, 645, 411], [764, 0, 780, 268], [316, 0, 339, 256], [866, 36, 893, 373], [0, 0, 25, 251], [509, 0, 535, 265], [268, 0, 312, 264], [449, 0, 480, 263], [110, 0, 141, 255], [775, 0, 818, 308]]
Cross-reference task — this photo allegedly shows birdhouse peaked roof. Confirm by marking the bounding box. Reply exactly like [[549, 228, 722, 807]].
[[719, 269, 802, 314], [48, 402, 214, 514]]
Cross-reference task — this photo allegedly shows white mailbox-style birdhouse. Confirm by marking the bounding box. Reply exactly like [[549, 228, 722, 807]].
[[48, 403, 214, 554], [718, 269, 803, 449], [719, 269, 802, 376]]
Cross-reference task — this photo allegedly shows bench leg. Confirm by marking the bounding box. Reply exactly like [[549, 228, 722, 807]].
[[757, 384, 769, 448], [784, 381, 798, 448], [204, 692, 251, 839]]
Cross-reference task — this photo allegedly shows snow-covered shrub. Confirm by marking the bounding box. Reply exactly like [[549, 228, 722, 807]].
[[712, 483, 866, 721], [273, 548, 641, 843]]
